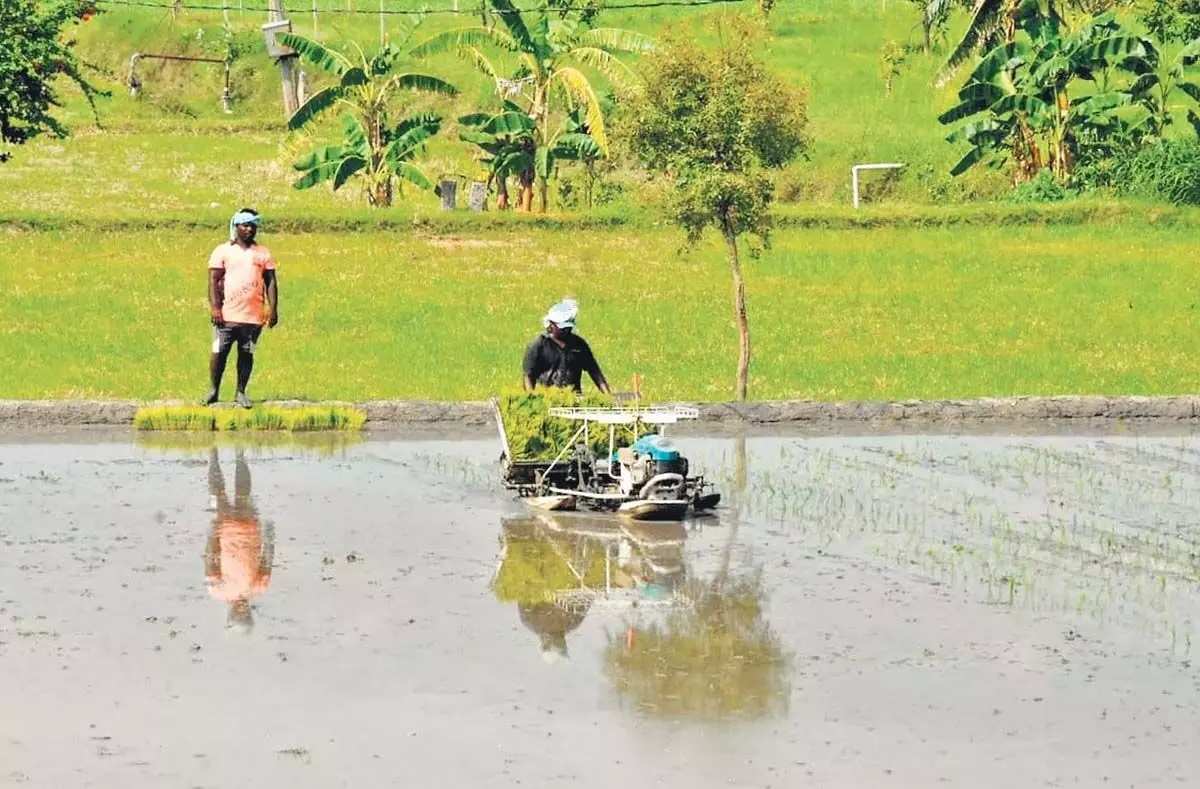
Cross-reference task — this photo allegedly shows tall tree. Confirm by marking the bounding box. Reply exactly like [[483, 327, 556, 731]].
[[411, 0, 652, 212], [603, 574, 791, 720], [603, 450, 788, 722], [617, 24, 809, 401], [0, 0, 104, 163]]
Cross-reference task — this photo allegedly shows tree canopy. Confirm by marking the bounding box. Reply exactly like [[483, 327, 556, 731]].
[[616, 23, 809, 400], [0, 0, 104, 163], [616, 26, 809, 245]]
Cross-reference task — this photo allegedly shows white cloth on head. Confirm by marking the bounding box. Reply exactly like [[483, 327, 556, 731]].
[[543, 298, 579, 329]]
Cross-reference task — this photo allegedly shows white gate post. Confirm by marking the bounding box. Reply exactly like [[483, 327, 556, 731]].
[[851, 162, 905, 208]]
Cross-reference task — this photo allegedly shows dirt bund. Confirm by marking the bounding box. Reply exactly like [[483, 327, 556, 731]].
[[1, 394, 1199, 431]]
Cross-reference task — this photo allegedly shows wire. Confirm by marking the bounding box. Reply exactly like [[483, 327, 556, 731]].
[[94, 0, 748, 15]]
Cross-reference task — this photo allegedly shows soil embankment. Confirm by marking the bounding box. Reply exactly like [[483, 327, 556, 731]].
[[2, 395, 1200, 431]]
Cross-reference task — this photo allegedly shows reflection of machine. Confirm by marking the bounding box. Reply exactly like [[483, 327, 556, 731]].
[[493, 513, 693, 619], [494, 401, 722, 521]]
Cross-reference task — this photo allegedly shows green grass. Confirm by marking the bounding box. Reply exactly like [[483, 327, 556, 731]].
[[4, 221, 1198, 402], [0, 0, 1027, 217], [5, 2, 1195, 405], [2, 0, 1178, 220], [132, 404, 367, 430]]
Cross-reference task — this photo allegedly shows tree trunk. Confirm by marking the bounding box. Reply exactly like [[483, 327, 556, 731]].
[[923, 19, 931, 55], [518, 168, 535, 212], [733, 432, 747, 496], [584, 161, 596, 208], [723, 226, 751, 402], [373, 177, 392, 208], [715, 515, 739, 594], [497, 175, 509, 210], [538, 178, 549, 213], [1053, 85, 1071, 182]]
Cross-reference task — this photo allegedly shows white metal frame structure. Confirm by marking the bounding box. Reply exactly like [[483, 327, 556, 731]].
[[851, 162, 905, 208], [539, 406, 700, 491]]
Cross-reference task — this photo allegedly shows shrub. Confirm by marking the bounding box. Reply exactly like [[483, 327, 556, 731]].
[[1007, 168, 1077, 203], [773, 163, 808, 203], [555, 169, 627, 210], [1111, 139, 1200, 205]]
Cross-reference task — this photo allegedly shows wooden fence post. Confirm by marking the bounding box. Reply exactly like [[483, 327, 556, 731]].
[[264, 0, 300, 118]]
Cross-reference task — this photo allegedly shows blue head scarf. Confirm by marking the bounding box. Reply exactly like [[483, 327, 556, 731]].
[[229, 209, 261, 242]]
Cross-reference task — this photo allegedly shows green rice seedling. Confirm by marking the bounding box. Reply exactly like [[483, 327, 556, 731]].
[[133, 406, 218, 431], [496, 389, 644, 461], [133, 404, 366, 432], [133, 430, 364, 457]]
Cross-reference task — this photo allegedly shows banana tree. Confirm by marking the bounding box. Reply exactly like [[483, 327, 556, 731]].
[[460, 102, 603, 209], [554, 103, 607, 207], [292, 110, 442, 206], [281, 27, 457, 207], [411, 0, 652, 212], [939, 11, 1148, 182], [910, 0, 961, 54], [458, 104, 536, 209], [936, 0, 1067, 87], [1123, 37, 1200, 141]]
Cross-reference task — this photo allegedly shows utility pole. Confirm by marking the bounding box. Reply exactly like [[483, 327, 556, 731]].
[[263, 0, 300, 117]]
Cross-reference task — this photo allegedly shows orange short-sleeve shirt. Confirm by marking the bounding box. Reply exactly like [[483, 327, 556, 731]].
[[208, 242, 276, 326], [206, 519, 271, 602]]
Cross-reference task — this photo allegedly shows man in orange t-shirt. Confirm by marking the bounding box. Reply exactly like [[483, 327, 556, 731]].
[[206, 448, 274, 633], [204, 208, 279, 409]]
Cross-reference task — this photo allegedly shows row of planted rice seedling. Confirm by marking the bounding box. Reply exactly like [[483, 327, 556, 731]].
[[701, 435, 1200, 657]]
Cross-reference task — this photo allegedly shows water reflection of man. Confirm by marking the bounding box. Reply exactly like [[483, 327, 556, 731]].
[[205, 448, 274, 633], [518, 600, 590, 663]]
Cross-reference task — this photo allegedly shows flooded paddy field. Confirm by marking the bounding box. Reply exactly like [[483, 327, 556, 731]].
[[2, 428, 1200, 788]]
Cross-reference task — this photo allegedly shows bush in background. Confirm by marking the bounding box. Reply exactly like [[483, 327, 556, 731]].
[[1112, 139, 1200, 204]]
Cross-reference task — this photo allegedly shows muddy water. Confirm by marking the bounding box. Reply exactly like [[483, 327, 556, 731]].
[[2, 430, 1200, 788]]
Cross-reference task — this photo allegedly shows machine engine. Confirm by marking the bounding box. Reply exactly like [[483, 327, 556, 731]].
[[615, 435, 689, 497]]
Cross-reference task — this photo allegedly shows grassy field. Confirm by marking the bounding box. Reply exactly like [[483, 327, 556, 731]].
[[0, 0, 1017, 216], [2, 221, 1196, 402], [3, 0, 1194, 405]]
